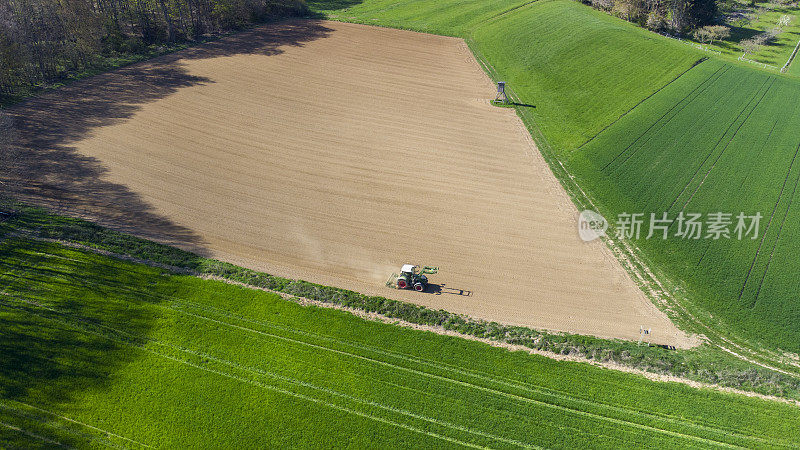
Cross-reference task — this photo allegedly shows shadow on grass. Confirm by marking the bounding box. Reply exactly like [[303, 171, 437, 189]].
[[306, 0, 364, 11], [491, 100, 536, 108], [1, 19, 333, 255], [0, 238, 166, 446]]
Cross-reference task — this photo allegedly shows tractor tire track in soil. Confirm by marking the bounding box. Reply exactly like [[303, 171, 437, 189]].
[[6, 20, 690, 346]]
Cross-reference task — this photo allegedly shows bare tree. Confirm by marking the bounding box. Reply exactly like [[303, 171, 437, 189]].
[[741, 37, 762, 55], [0, 0, 308, 97], [694, 25, 730, 45]]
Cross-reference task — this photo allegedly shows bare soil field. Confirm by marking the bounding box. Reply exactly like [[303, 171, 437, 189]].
[[4, 20, 694, 346]]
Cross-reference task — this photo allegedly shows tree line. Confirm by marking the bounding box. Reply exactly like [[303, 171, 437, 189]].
[[0, 0, 307, 99], [582, 0, 717, 33]]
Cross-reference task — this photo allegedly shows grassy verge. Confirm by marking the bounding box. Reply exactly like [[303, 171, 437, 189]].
[[3, 230, 800, 447], [2, 201, 800, 401]]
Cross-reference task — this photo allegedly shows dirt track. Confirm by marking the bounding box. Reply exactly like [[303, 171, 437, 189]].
[[6, 20, 694, 346]]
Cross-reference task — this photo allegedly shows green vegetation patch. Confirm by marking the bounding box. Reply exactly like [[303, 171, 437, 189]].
[[468, 0, 703, 151], [2, 237, 800, 447], [568, 58, 800, 352]]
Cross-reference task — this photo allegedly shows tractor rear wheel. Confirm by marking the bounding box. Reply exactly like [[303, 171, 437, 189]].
[[414, 282, 425, 292], [397, 278, 408, 289]]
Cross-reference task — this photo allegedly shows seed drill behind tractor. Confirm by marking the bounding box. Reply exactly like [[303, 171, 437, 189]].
[[386, 264, 439, 292]]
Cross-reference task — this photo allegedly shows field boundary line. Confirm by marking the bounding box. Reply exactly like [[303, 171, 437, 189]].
[[781, 38, 800, 72], [484, 0, 542, 22]]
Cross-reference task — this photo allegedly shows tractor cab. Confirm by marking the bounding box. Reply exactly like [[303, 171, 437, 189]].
[[400, 264, 417, 278], [392, 264, 439, 292]]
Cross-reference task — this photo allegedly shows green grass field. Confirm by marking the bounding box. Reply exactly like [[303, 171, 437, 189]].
[[315, 0, 703, 151], [2, 236, 800, 448], [567, 59, 800, 353]]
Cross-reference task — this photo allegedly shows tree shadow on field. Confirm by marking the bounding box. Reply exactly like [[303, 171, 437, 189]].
[[0, 19, 333, 254], [0, 239, 170, 447], [305, 0, 364, 12]]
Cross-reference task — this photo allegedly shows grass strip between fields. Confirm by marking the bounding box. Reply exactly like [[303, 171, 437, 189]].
[[3, 235, 800, 447], [2, 202, 800, 404]]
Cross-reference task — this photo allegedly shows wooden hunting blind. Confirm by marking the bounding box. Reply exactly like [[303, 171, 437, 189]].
[[495, 81, 507, 103]]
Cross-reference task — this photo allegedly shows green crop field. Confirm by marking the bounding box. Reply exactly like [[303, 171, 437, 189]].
[[314, 0, 703, 151], [567, 59, 800, 353], [2, 236, 800, 448], [787, 52, 800, 75]]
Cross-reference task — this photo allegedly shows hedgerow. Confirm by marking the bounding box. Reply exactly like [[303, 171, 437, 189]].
[[3, 201, 799, 399]]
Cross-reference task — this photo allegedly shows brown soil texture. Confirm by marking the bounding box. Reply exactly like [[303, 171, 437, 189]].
[[4, 20, 694, 347]]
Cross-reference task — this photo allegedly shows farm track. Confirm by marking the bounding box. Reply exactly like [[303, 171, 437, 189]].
[[1, 293, 785, 449], [4, 20, 690, 346]]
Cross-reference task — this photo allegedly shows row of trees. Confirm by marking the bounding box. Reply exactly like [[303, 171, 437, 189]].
[[584, 0, 717, 33], [0, 0, 307, 97]]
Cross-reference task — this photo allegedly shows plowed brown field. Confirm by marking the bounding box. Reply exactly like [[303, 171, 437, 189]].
[[6, 20, 694, 346]]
